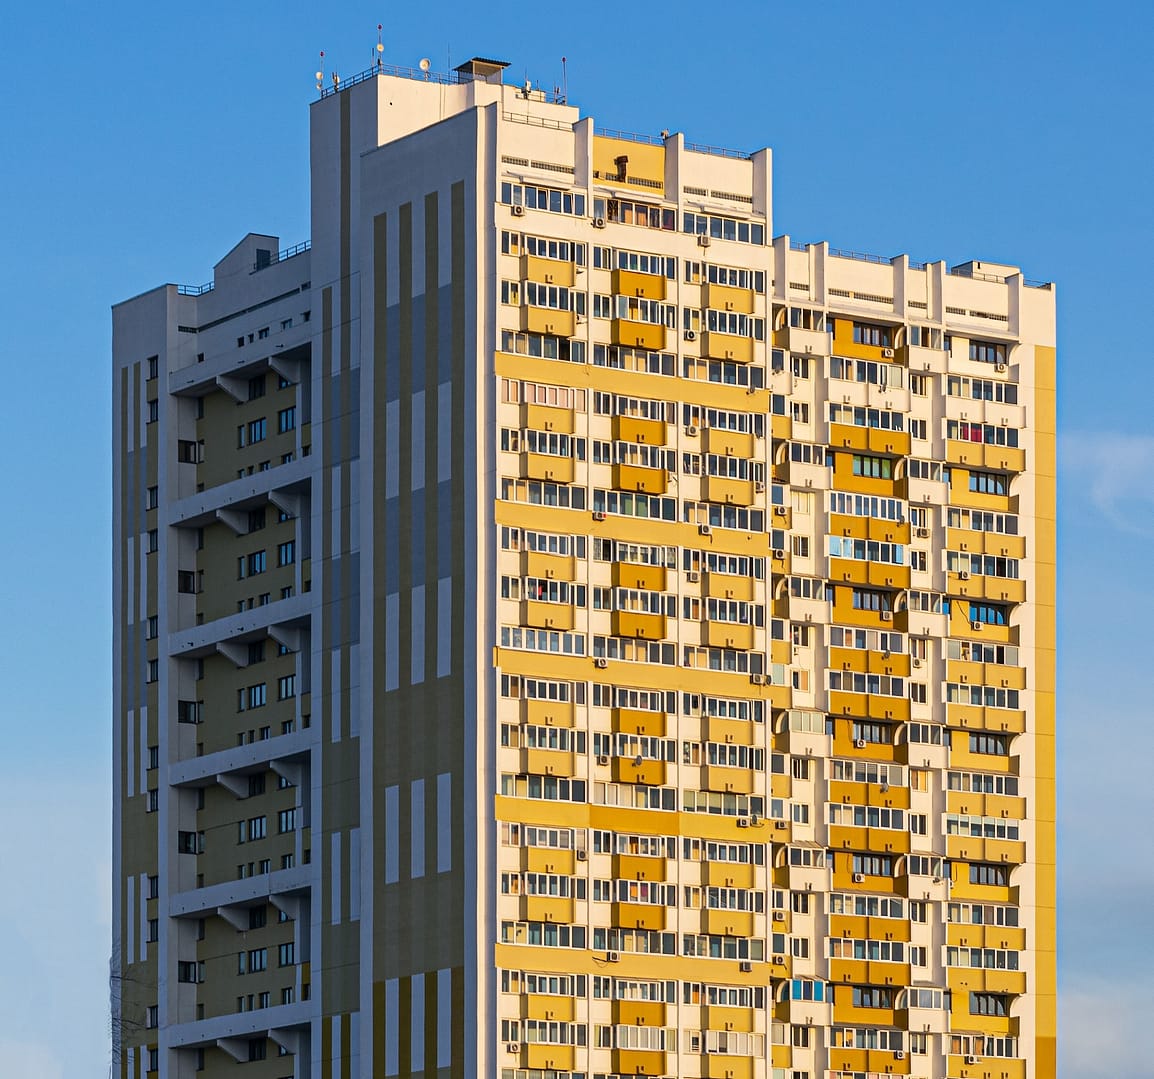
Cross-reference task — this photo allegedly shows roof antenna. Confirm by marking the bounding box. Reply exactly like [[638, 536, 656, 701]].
[[315, 50, 325, 96], [375, 24, 384, 71], [561, 56, 568, 104]]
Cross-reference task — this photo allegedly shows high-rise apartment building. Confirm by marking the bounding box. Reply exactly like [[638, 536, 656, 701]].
[[113, 56, 1055, 1079]]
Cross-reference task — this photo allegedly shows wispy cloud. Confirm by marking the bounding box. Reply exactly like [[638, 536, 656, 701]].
[[1061, 976, 1154, 1078], [1060, 431, 1154, 535]]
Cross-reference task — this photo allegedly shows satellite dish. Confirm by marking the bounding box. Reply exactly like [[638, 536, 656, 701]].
[[419, 58, 431, 72]]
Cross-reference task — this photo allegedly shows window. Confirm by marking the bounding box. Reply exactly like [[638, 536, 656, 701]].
[[145, 659, 159, 684], [177, 960, 203, 983], [851, 321, 892, 347], [851, 454, 892, 479], [970, 339, 1007, 365], [238, 684, 267, 711], [145, 528, 158, 553], [238, 550, 266, 578], [146, 399, 158, 424], [277, 674, 296, 700], [277, 541, 295, 567], [277, 407, 296, 433], [501, 182, 586, 217], [969, 863, 1010, 887], [278, 942, 296, 966], [146, 1004, 158, 1029], [238, 948, 267, 974], [146, 918, 159, 942], [145, 486, 159, 511], [146, 355, 159, 380], [248, 375, 266, 400], [147, 875, 159, 899], [969, 470, 1008, 495], [278, 808, 297, 834], [247, 1039, 266, 1062]]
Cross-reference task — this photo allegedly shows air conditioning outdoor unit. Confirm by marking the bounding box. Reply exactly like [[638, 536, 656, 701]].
[[576, 849, 587, 860], [774, 506, 788, 517], [507, 1043, 521, 1054], [697, 234, 711, 247], [852, 873, 865, 883], [854, 739, 867, 749], [592, 216, 607, 229], [959, 571, 970, 580], [592, 511, 607, 521], [687, 571, 700, 583], [912, 658, 923, 668], [756, 482, 767, 494], [773, 548, 785, 559], [511, 204, 525, 217], [596, 755, 609, 766], [749, 673, 765, 685], [773, 910, 785, 921], [916, 527, 930, 538], [594, 658, 609, 669], [684, 330, 698, 342], [699, 524, 713, 536], [736, 818, 750, 828], [880, 611, 893, 622], [686, 424, 699, 436], [606, 951, 619, 962], [996, 363, 1007, 372], [882, 347, 895, 358], [739, 961, 753, 972]]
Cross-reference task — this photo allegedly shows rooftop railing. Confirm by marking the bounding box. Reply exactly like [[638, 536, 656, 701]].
[[177, 281, 214, 297], [319, 61, 456, 97], [253, 240, 311, 274]]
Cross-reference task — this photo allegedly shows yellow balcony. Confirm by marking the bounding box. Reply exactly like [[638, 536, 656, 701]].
[[704, 861, 754, 888], [771, 413, 792, 441], [612, 1050, 664, 1076], [524, 994, 576, 1021], [522, 550, 575, 582], [522, 748, 577, 778], [613, 463, 668, 494], [612, 1000, 666, 1026], [520, 253, 575, 287], [612, 758, 666, 786], [521, 306, 575, 337], [703, 1005, 756, 1032], [613, 854, 666, 881], [612, 902, 666, 931], [946, 836, 1025, 866], [612, 708, 666, 736], [704, 572, 754, 602], [702, 476, 757, 506], [701, 331, 755, 363], [703, 765, 755, 795], [703, 427, 755, 457], [522, 401, 574, 434], [703, 715, 756, 745], [705, 282, 756, 314], [945, 704, 1027, 735], [946, 1056, 1024, 1079], [521, 895, 574, 923], [613, 415, 667, 445], [703, 1056, 755, 1079], [611, 319, 666, 350], [703, 622, 755, 650], [520, 600, 574, 631], [525, 1045, 575, 1071], [612, 562, 667, 591], [524, 847, 575, 874], [702, 909, 754, 936], [613, 267, 666, 300], [520, 452, 574, 483], [611, 611, 666, 640], [986, 445, 1026, 472], [946, 923, 1026, 951], [946, 527, 1027, 560]]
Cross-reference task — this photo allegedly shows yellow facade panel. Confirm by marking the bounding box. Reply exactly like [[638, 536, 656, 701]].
[[520, 253, 575, 287], [701, 331, 755, 364], [703, 621, 755, 650], [522, 401, 575, 434], [611, 902, 666, 931], [521, 451, 574, 483], [702, 475, 757, 506], [524, 993, 576, 1021], [702, 1055, 754, 1079], [612, 462, 668, 494], [703, 427, 755, 457], [612, 562, 667, 591], [522, 748, 577, 779], [704, 282, 756, 314], [611, 319, 666, 351], [523, 550, 576, 581], [521, 305, 575, 337], [704, 572, 754, 602], [704, 861, 754, 888], [612, 707, 666, 736], [521, 895, 575, 923], [520, 599, 574, 630], [612, 267, 666, 300], [524, 1044, 575, 1071], [610, 611, 666, 640], [703, 715, 756, 746], [613, 854, 666, 881], [612, 1000, 666, 1026], [613, 415, 667, 445]]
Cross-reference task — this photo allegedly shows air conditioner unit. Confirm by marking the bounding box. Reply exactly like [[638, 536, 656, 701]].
[[511, 204, 525, 217], [756, 481, 767, 494], [687, 570, 700, 583], [592, 511, 607, 521], [507, 1042, 521, 1054], [697, 234, 711, 247], [912, 658, 922, 668], [576, 849, 587, 860], [971, 620, 983, 631], [592, 216, 607, 229], [699, 524, 713, 536], [686, 424, 699, 436], [958, 571, 970, 580], [895, 1051, 905, 1060], [854, 738, 867, 749], [749, 673, 765, 685], [996, 363, 1007, 372], [774, 821, 787, 831], [774, 505, 788, 517], [773, 548, 785, 559], [739, 960, 753, 972], [852, 873, 865, 883], [773, 910, 785, 922], [772, 955, 785, 965], [596, 754, 609, 766], [881, 347, 895, 358], [916, 527, 930, 538], [965, 1056, 978, 1065], [594, 658, 609, 669], [880, 611, 893, 622], [606, 951, 619, 962], [684, 330, 698, 342], [736, 818, 750, 828]]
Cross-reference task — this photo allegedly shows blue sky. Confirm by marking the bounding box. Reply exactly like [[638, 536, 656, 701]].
[[0, 2, 1149, 1075]]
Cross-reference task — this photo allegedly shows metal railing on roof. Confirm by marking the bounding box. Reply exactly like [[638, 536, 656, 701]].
[[253, 240, 311, 273], [177, 281, 214, 297], [828, 247, 895, 266], [684, 140, 752, 161], [319, 61, 457, 97], [596, 126, 666, 148]]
